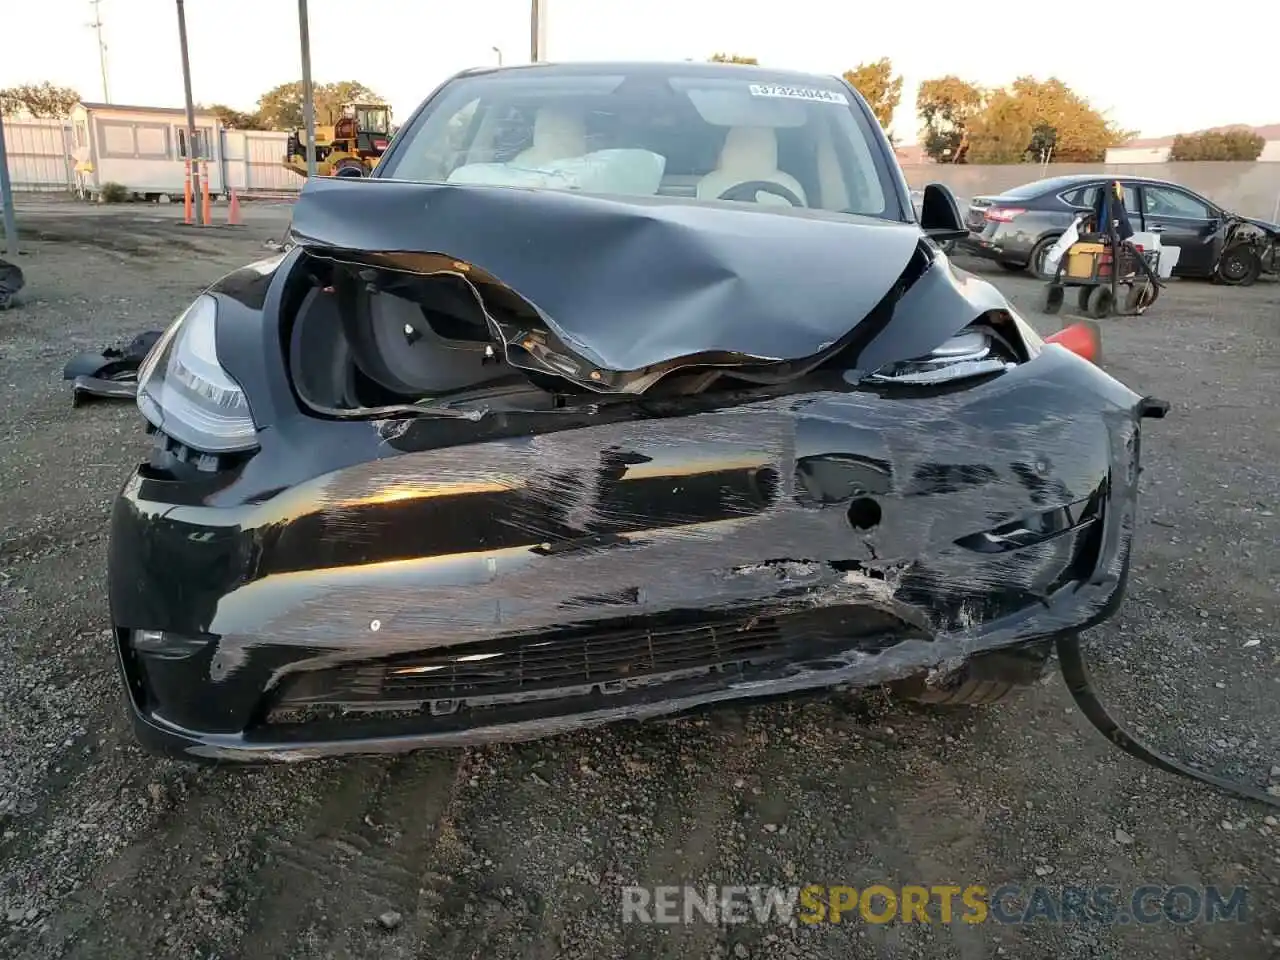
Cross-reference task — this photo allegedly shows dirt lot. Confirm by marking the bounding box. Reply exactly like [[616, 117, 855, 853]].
[[1, 201, 1278, 960]]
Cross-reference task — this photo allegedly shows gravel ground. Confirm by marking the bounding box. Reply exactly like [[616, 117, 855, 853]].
[[1, 202, 1278, 960]]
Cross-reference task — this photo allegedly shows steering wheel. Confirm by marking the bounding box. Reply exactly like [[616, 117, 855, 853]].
[[717, 180, 805, 207]]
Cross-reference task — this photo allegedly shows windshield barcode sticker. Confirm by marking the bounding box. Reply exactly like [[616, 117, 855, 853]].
[[748, 84, 848, 105]]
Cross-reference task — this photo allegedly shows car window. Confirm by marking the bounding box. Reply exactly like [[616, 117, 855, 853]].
[[1144, 186, 1212, 219], [382, 70, 896, 220], [1061, 183, 1139, 216], [1062, 185, 1100, 208]]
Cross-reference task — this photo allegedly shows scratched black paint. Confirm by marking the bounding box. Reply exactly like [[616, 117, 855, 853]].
[[108, 155, 1160, 762]]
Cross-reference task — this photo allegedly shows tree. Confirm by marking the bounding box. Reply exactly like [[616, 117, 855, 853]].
[[842, 58, 903, 133], [708, 53, 758, 64], [254, 80, 385, 130], [917, 75, 985, 162], [204, 103, 266, 130], [965, 90, 1035, 164], [1170, 128, 1265, 161], [0, 82, 81, 118], [947, 75, 1130, 164], [1006, 76, 1130, 162]]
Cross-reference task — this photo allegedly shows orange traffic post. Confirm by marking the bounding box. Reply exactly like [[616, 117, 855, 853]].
[[227, 188, 243, 226], [1045, 321, 1102, 365], [200, 161, 212, 226], [182, 159, 193, 225]]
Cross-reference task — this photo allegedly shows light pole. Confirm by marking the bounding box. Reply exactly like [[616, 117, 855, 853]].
[[298, 0, 316, 178], [0, 113, 18, 259], [88, 0, 110, 102], [492, 46, 503, 66], [530, 0, 547, 62], [175, 0, 200, 213]]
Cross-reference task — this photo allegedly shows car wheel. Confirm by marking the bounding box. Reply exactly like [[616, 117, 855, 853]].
[[894, 675, 1019, 706], [890, 645, 1052, 708], [1077, 286, 1093, 311], [1217, 245, 1261, 286], [1028, 236, 1060, 280]]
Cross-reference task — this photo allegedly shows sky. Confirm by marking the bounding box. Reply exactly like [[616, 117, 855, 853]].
[[5, 0, 1276, 143]]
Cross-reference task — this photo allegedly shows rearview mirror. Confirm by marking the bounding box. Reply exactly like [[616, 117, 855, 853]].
[[918, 182, 968, 242]]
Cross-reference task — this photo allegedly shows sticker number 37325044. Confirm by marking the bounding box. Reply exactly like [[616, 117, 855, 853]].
[[747, 84, 849, 105]]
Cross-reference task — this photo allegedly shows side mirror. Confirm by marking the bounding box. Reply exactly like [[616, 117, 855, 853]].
[[919, 182, 968, 242]]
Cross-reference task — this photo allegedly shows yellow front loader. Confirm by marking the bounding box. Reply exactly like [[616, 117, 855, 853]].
[[283, 103, 393, 178]]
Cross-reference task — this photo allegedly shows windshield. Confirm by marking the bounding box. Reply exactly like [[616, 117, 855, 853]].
[[359, 108, 389, 133], [380, 69, 898, 220]]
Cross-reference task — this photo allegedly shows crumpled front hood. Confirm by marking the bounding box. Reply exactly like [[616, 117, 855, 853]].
[[288, 178, 926, 375], [1241, 216, 1280, 237]]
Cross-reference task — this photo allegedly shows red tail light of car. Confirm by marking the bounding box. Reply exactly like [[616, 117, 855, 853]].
[[984, 207, 1026, 223]]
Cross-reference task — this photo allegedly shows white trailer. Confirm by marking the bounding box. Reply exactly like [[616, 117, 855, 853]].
[[70, 101, 223, 200]]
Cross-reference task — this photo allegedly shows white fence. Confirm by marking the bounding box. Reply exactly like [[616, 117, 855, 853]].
[[2, 117, 302, 196], [2, 118, 74, 191]]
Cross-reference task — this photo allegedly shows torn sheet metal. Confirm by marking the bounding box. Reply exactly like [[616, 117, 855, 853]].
[[72, 374, 138, 406], [63, 330, 162, 405]]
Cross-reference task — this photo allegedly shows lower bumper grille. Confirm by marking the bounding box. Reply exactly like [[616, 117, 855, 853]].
[[271, 605, 922, 715]]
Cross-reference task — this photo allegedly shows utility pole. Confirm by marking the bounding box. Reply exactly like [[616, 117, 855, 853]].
[[0, 113, 19, 259], [298, 0, 317, 178], [530, 0, 547, 62], [175, 0, 201, 210], [88, 0, 110, 102]]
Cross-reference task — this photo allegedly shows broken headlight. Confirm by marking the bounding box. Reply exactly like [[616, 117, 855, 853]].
[[867, 324, 1016, 386], [136, 295, 258, 453]]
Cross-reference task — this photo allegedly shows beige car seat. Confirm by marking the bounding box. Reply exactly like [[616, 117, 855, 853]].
[[510, 107, 587, 167], [695, 126, 807, 206]]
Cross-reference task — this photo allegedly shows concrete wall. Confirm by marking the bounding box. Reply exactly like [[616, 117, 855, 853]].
[[900, 162, 1280, 221]]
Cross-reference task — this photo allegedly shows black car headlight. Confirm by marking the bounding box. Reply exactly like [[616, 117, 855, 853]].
[[136, 295, 258, 453], [868, 324, 1017, 386]]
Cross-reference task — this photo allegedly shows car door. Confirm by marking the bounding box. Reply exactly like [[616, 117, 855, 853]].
[[1136, 184, 1222, 276]]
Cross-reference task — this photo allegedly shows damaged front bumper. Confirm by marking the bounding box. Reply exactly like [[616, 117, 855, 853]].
[[108, 348, 1155, 762]]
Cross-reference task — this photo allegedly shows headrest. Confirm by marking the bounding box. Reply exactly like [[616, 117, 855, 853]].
[[527, 107, 586, 159], [717, 126, 779, 173]]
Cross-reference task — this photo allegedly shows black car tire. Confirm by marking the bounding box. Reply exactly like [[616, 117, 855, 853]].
[[1028, 236, 1060, 280], [1216, 245, 1261, 286], [891, 673, 1017, 707], [890, 644, 1052, 707]]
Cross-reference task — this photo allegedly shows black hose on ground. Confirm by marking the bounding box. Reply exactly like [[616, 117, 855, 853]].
[[1056, 634, 1280, 809]]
